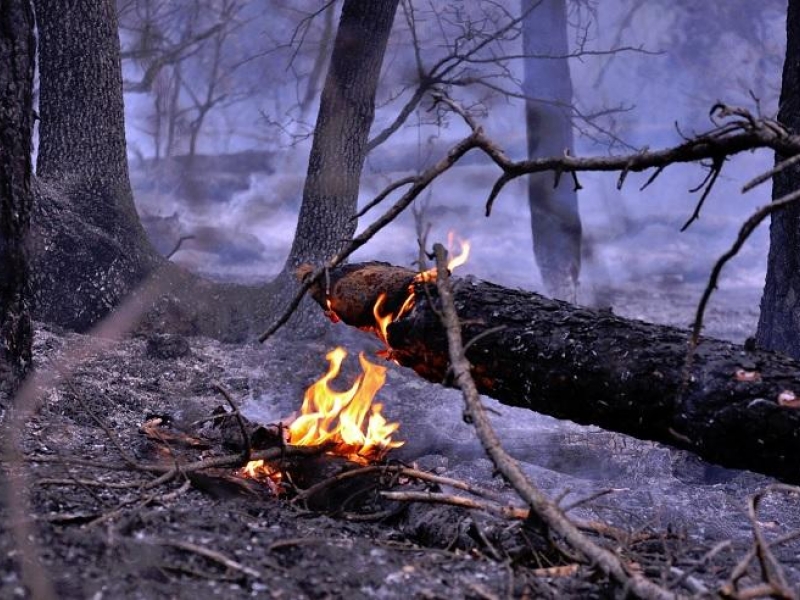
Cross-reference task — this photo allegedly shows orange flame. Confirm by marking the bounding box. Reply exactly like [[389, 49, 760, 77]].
[[370, 236, 471, 350], [416, 235, 471, 283], [242, 347, 403, 481]]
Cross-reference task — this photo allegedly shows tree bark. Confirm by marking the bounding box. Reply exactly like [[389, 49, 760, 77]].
[[307, 262, 800, 483], [31, 0, 161, 330], [0, 0, 35, 398], [756, 0, 800, 359], [522, 0, 582, 303]]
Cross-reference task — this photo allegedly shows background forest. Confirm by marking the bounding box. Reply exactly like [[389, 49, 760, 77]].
[[120, 0, 783, 319]]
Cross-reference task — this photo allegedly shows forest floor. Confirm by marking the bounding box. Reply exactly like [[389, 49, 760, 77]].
[[1, 280, 798, 599]]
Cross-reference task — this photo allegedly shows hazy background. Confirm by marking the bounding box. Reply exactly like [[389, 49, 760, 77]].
[[120, 0, 786, 339]]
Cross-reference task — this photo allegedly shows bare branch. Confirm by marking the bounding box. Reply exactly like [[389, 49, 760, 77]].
[[123, 23, 224, 93]]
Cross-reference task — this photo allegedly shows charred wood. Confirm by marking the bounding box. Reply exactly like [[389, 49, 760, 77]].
[[310, 264, 800, 483]]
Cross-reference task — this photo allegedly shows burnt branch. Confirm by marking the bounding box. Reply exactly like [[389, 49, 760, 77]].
[[689, 185, 800, 354], [721, 485, 800, 599], [680, 156, 725, 231]]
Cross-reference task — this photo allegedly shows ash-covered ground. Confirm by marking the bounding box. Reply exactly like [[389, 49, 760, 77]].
[[2, 296, 798, 598]]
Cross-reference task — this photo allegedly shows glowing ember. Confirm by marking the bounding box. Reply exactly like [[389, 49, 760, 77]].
[[242, 347, 403, 481]]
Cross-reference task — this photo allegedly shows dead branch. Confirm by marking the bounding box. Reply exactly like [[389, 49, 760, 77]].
[[743, 153, 800, 193], [211, 381, 251, 463], [146, 537, 269, 579], [721, 485, 800, 600], [294, 464, 507, 506], [690, 186, 800, 353], [165, 234, 195, 260], [431, 243, 681, 600], [680, 156, 724, 231], [381, 489, 528, 520]]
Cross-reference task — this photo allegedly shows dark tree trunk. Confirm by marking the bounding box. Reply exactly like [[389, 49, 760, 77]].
[[31, 0, 160, 330], [0, 0, 35, 398], [756, 0, 800, 358], [306, 263, 800, 483], [522, 0, 582, 303], [271, 0, 400, 335]]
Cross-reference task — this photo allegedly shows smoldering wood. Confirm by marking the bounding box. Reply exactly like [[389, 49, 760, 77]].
[[309, 263, 800, 484]]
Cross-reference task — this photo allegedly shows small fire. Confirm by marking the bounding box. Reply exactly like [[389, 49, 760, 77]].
[[372, 236, 471, 347], [242, 347, 403, 481]]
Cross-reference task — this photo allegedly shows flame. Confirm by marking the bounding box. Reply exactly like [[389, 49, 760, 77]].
[[369, 235, 471, 351], [416, 235, 471, 283], [242, 347, 403, 481]]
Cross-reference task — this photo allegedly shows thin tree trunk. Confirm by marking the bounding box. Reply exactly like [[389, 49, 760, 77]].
[[522, 0, 582, 303], [0, 0, 35, 398], [270, 0, 400, 336], [756, 0, 800, 358]]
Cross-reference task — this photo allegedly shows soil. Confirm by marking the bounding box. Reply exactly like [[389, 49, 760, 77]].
[[0, 289, 797, 599]]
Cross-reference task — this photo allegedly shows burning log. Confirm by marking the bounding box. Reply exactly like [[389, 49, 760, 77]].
[[305, 263, 800, 484]]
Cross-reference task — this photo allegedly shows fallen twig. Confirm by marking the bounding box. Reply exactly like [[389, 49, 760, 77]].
[[147, 538, 265, 579]]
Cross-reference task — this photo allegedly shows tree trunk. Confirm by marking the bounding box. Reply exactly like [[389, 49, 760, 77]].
[[31, 0, 161, 330], [522, 0, 582, 303], [271, 0, 400, 336], [756, 0, 800, 359], [0, 0, 35, 398], [306, 263, 800, 483]]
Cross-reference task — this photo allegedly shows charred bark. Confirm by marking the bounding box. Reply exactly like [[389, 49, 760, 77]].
[[309, 263, 800, 483], [31, 0, 160, 330], [0, 0, 35, 397], [757, 0, 800, 359]]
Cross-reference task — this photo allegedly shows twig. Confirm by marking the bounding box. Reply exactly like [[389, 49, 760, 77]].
[[211, 381, 251, 463], [147, 538, 264, 580], [742, 153, 800, 193], [381, 489, 528, 520], [354, 175, 417, 219], [688, 186, 800, 357], [680, 156, 724, 231], [431, 243, 681, 600], [67, 380, 142, 469], [738, 485, 797, 599], [165, 234, 195, 260], [294, 464, 507, 505]]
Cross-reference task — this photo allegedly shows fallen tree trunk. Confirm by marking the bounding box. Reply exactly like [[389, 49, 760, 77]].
[[303, 263, 800, 483]]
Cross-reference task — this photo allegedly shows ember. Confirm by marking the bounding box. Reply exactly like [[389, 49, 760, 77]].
[[242, 347, 403, 481]]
